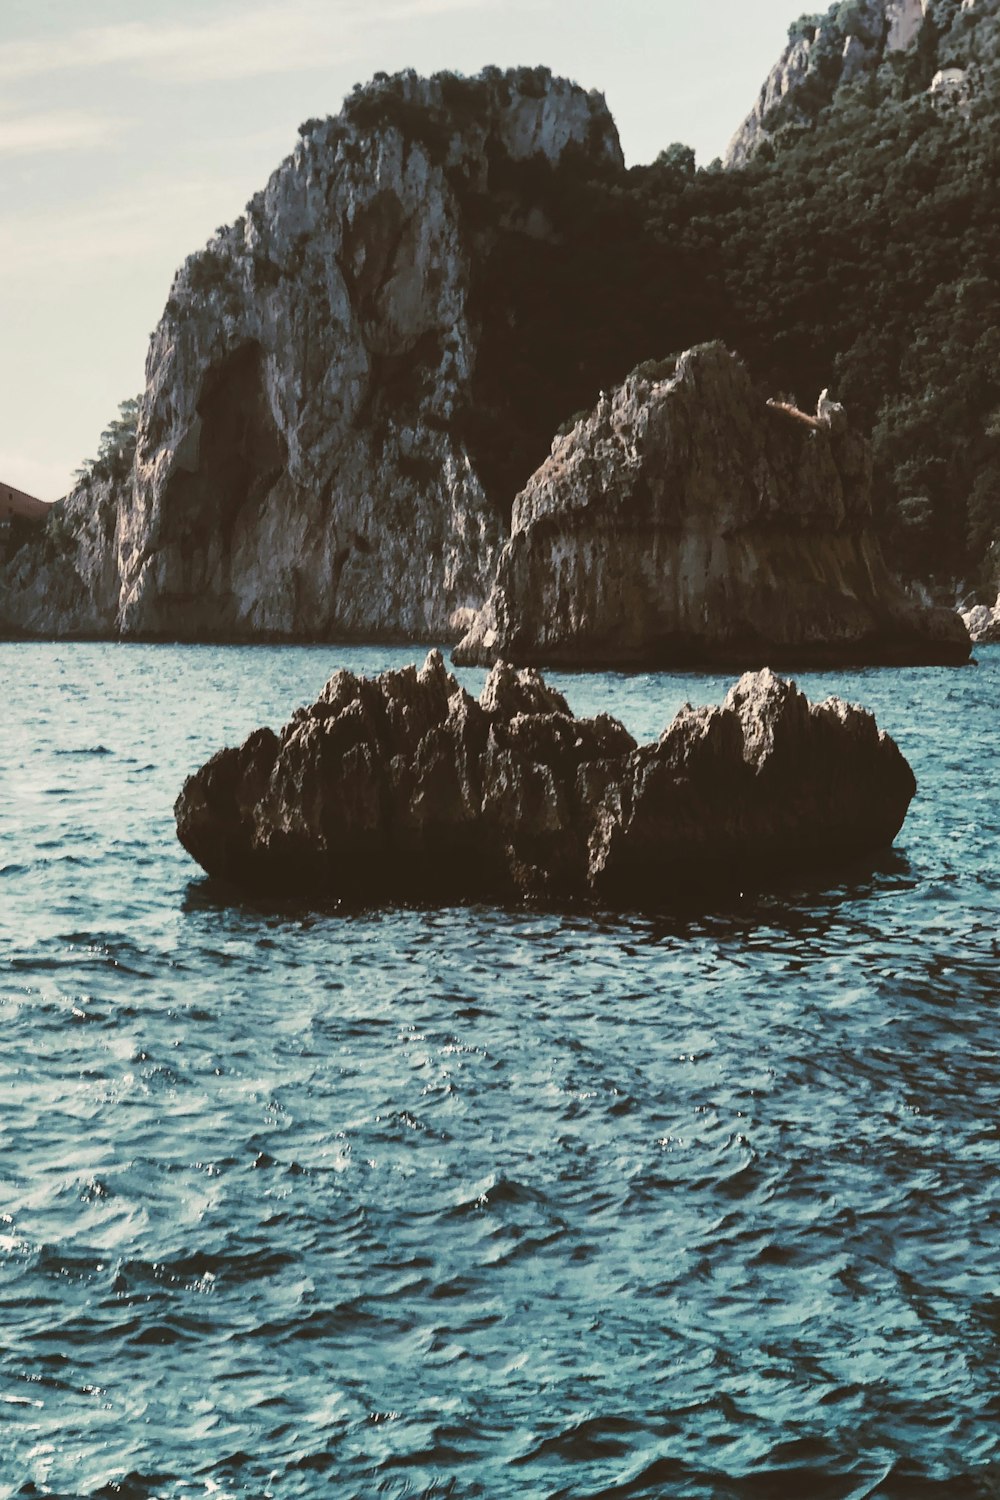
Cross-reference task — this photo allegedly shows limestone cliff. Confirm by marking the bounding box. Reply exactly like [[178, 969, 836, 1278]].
[[1, 68, 621, 641], [453, 344, 970, 669], [725, 0, 929, 167]]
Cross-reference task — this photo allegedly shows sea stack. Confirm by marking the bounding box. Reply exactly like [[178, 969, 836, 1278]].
[[175, 650, 917, 905], [453, 344, 970, 670]]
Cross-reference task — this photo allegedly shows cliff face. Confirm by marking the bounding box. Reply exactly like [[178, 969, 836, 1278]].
[[725, 0, 929, 167], [2, 68, 621, 641], [453, 344, 970, 668]]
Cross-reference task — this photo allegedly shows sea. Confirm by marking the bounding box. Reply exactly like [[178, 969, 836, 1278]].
[[1, 642, 998, 1500]]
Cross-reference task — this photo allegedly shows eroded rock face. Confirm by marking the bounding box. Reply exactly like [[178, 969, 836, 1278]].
[[725, 0, 928, 168], [452, 344, 970, 670], [2, 68, 621, 642], [175, 651, 917, 904]]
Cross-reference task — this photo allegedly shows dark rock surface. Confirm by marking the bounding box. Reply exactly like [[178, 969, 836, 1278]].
[[175, 651, 917, 904], [453, 344, 971, 670]]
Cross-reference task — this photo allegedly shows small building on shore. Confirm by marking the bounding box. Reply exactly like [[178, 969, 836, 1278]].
[[1, 483, 50, 525]]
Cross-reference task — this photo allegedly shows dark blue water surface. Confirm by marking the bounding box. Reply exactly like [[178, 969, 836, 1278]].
[[1, 643, 999, 1500]]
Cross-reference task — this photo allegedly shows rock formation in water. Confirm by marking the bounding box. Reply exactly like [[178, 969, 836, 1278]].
[[175, 650, 917, 904], [452, 345, 970, 670], [725, 0, 929, 168], [961, 593, 1000, 642], [0, 68, 621, 641]]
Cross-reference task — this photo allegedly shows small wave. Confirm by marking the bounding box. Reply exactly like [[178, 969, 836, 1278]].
[[79, 1178, 114, 1202], [128, 1316, 211, 1346], [118, 1246, 298, 1286], [54, 745, 113, 757], [513, 1414, 643, 1465], [365, 1435, 477, 1473], [70, 1004, 110, 1024], [85, 1470, 178, 1500], [557, 1452, 693, 1499], [250, 1302, 409, 1343], [34, 1245, 113, 1280], [374, 1109, 451, 1142], [447, 1173, 552, 1216], [869, 1459, 1000, 1499], [3, 644, 1000, 1494], [474, 1226, 568, 1271]]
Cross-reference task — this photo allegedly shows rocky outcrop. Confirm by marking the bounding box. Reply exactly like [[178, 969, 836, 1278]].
[[930, 65, 979, 111], [887, 0, 929, 49], [2, 68, 621, 642], [961, 594, 1000, 642], [453, 345, 970, 670], [174, 651, 917, 904], [725, 1, 929, 168]]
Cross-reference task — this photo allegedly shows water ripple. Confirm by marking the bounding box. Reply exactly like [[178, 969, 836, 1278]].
[[0, 643, 998, 1497]]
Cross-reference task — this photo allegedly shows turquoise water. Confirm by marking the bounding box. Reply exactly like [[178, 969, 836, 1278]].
[[1, 643, 999, 1499]]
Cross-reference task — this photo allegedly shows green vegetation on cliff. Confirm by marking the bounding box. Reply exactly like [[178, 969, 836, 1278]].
[[50, 12, 1000, 607], [74, 397, 141, 488], [694, 0, 1000, 587], [475, 1, 1000, 590]]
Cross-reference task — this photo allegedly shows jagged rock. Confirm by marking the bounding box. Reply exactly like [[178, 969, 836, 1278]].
[[725, 0, 928, 168], [175, 650, 917, 904], [961, 594, 1000, 642], [841, 34, 875, 84], [453, 344, 970, 670], [2, 68, 621, 643], [887, 0, 928, 50]]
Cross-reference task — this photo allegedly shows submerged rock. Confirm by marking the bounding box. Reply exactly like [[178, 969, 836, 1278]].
[[453, 344, 970, 670], [175, 651, 917, 904]]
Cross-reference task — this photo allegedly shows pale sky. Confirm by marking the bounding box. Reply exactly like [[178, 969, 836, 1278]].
[[0, 0, 798, 501]]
